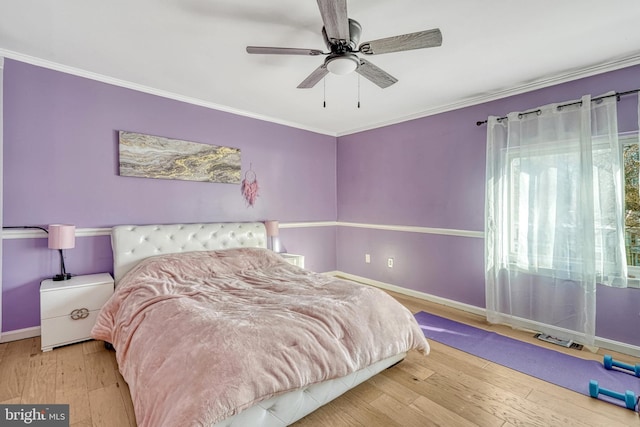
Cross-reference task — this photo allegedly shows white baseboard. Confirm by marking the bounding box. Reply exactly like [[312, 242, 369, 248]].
[[331, 271, 640, 358], [3, 272, 639, 357], [331, 271, 486, 317], [595, 336, 640, 358], [0, 326, 40, 343]]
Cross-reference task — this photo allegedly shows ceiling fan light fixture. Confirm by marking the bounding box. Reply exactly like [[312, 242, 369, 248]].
[[326, 55, 359, 75], [246, 2, 443, 89]]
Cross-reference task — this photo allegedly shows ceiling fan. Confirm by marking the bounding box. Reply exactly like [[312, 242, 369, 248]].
[[246, 0, 442, 89]]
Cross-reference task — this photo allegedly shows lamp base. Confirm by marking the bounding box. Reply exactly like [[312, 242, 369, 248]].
[[52, 273, 72, 281]]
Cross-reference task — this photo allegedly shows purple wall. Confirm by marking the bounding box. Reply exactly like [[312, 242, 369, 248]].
[[2, 59, 337, 332], [337, 227, 485, 306], [2, 235, 113, 331], [4, 60, 337, 227], [4, 57, 640, 348], [337, 64, 640, 347]]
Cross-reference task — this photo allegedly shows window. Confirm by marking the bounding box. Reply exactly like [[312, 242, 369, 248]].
[[507, 140, 596, 277], [507, 135, 631, 281], [623, 133, 640, 278]]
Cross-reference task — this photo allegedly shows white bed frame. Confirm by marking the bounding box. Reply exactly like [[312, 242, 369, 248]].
[[111, 222, 405, 427]]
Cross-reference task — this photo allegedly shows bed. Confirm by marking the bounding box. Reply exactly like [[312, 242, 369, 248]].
[[92, 222, 429, 427]]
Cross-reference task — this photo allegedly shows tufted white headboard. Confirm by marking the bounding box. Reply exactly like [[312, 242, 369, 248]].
[[111, 222, 267, 284]]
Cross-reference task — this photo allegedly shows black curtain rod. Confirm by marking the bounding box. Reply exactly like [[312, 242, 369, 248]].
[[475, 89, 640, 126]]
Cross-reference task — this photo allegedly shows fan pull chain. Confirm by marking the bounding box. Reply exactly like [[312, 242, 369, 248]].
[[323, 77, 326, 108], [357, 74, 361, 108]]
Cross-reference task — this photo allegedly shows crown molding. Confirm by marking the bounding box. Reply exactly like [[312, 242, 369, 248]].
[[336, 53, 640, 136], [0, 49, 336, 137], [3, 49, 640, 138]]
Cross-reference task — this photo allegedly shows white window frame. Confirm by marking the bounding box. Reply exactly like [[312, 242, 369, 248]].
[[505, 133, 638, 288], [621, 132, 640, 286]]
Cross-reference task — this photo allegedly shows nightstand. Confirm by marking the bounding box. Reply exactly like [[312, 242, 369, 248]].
[[40, 273, 114, 352], [280, 253, 305, 268]]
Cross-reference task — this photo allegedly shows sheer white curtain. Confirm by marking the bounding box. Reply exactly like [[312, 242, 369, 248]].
[[485, 94, 627, 345]]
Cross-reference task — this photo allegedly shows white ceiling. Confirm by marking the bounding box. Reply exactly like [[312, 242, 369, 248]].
[[1, 0, 640, 136]]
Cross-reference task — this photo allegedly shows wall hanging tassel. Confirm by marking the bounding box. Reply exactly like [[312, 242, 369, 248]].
[[241, 163, 259, 207]]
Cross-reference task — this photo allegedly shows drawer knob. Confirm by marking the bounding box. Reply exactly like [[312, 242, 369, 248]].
[[70, 308, 90, 320]]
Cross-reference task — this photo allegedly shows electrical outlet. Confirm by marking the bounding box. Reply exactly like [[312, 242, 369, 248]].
[[387, 258, 394, 268], [365, 253, 371, 264]]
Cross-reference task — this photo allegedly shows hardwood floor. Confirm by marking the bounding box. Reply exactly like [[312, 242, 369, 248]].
[[1, 290, 638, 426]]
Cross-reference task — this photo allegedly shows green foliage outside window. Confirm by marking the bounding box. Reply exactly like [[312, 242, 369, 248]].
[[624, 142, 640, 266]]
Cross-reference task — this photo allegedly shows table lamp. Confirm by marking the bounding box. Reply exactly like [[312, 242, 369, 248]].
[[48, 224, 75, 281], [265, 220, 285, 253]]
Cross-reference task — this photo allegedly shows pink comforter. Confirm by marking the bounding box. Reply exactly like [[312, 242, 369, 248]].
[[92, 248, 429, 426]]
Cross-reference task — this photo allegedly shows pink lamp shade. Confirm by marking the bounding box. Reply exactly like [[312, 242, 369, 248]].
[[265, 220, 279, 237], [48, 224, 75, 281], [48, 224, 76, 249], [264, 220, 286, 253]]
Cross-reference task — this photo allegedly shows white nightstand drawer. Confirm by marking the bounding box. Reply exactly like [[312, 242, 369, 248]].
[[40, 273, 114, 319], [41, 282, 113, 319], [40, 310, 100, 351], [280, 253, 305, 268], [40, 273, 114, 352]]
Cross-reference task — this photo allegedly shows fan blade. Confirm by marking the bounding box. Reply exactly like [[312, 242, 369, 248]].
[[316, 0, 350, 43], [297, 64, 329, 88], [356, 58, 398, 89], [359, 28, 442, 55], [246, 46, 324, 56]]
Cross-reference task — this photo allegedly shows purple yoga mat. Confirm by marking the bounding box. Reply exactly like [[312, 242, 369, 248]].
[[415, 311, 640, 409]]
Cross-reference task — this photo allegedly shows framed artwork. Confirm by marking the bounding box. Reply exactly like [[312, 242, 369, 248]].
[[118, 131, 241, 184]]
